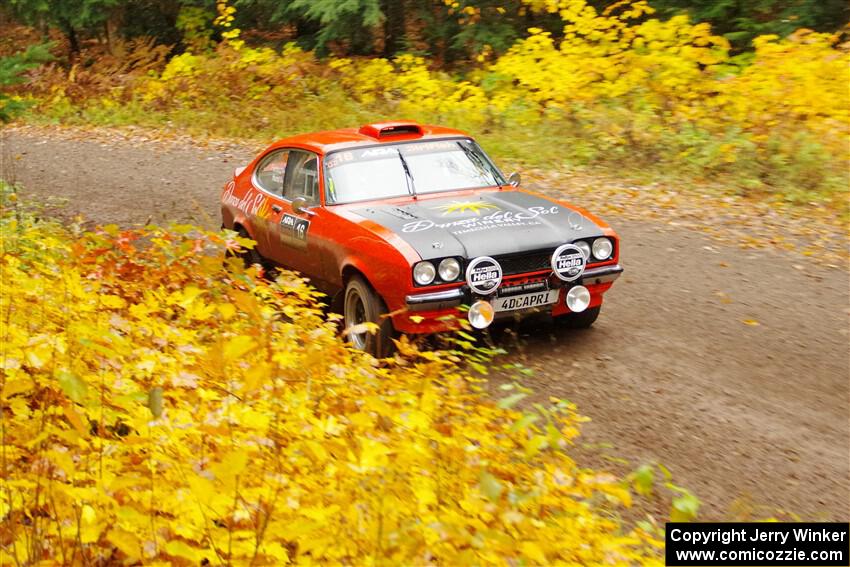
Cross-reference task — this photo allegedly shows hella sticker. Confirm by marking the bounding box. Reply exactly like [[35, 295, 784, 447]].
[[466, 256, 503, 295], [551, 243, 586, 282]]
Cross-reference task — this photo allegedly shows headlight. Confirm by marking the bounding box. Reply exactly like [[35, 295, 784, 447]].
[[566, 285, 591, 313], [468, 300, 495, 329], [575, 240, 591, 260], [438, 258, 461, 281], [592, 237, 613, 260], [413, 261, 436, 285]]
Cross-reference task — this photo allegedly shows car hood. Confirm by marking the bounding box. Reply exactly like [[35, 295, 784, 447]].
[[351, 190, 604, 260]]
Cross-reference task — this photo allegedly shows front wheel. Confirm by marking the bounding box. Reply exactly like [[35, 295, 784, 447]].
[[554, 305, 601, 329], [343, 276, 395, 357]]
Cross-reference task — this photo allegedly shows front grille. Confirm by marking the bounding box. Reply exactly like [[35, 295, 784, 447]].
[[494, 249, 554, 275]]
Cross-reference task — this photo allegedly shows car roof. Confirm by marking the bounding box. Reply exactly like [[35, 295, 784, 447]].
[[267, 121, 470, 155]]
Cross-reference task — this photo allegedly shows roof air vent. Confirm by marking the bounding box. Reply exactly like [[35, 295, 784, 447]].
[[358, 121, 424, 139]]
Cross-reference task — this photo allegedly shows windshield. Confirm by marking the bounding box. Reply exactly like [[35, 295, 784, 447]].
[[324, 139, 505, 204]]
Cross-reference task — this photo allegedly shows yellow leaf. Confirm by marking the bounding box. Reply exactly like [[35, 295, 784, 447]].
[[80, 504, 100, 544], [218, 302, 237, 320], [224, 335, 257, 360], [101, 295, 126, 309], [357, 439, 390, 470], [412, 477, 437, 509], [62, 402, 88, 436], [1, 378, 33, 399], [177, 285, 204, 308], [521, 541, 547, 563], [212, 450, 249, 486], [108, 528, 142, 560], [742, 319, 760, 326], [406, 410, 430, 431], [165, 540, 202, 561]]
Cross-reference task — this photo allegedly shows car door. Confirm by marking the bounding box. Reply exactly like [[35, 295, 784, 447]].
[[264, 149, 327, 279], [249, 149, 289, 257]]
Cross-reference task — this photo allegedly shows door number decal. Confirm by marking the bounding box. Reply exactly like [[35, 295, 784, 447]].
[[280, 213, 310, 249]]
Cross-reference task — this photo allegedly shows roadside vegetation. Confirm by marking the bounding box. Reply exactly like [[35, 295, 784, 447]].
[[0, 181, 701, 563], [1, 0, 848, 211]]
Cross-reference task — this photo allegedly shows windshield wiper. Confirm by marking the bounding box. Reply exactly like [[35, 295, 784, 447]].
[[456, 141, 495, 184], [397, 149, 417, 198]]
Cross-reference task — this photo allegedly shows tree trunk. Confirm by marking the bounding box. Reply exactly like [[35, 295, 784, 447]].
[[105, 6, 125, 55], [382, 0, 405, 56], [60, 18, 80, 64]]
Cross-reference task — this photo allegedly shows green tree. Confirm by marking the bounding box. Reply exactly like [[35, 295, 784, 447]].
[[8, 0, 122, 59], [0, 44, 52, 122], [649, 0, 850, 50], [237, 0, 384, 55]]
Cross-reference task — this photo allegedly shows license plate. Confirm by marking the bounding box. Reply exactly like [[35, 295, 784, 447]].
[[493, 289, 559, 312]]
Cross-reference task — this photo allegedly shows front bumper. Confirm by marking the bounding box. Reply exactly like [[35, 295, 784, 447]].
[[581, 263, 623, 285], [405, 287, 464, 312], [403, 263, 622, 319]]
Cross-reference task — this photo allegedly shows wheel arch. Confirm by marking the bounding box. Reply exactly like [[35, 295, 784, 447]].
[[341, 263, 369, 287]]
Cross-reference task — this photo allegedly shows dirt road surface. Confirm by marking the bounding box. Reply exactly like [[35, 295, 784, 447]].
[[4, 128, 848, 521]]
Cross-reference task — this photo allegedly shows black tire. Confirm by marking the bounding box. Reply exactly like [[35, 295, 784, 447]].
[[554, 305, 601, 329], [343, 276, 395, 357], [235, 227, 264, 269]]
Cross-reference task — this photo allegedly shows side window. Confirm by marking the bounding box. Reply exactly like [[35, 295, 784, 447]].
[[282, 150, 319, 205], [254, 150, 289, 196]]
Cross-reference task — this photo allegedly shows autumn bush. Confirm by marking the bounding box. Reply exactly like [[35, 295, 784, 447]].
[[0, 183, 671, 564], [14, 0, 848, 207]]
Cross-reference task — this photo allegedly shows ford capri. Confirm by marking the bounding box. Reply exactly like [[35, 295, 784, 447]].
[[221, 121, 622, 356]]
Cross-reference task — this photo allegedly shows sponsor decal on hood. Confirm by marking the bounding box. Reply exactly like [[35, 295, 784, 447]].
[[353, 191, 604, 260]]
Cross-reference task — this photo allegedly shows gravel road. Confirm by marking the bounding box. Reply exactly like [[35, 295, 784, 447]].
[[4, 128, 848, 521]]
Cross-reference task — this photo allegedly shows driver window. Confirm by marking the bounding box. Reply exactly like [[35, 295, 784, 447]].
[[283, 150, 319, 205], [254, 150, 289, 196]]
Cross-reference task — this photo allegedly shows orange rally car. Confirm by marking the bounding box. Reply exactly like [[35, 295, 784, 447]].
[[221, 121, 622, 356]]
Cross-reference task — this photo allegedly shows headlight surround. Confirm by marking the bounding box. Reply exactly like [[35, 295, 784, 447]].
[[575, 240, 591, 260], [438, 258, 461, 281], [592, 237, 613, 260], [413, 261, 436, 285]]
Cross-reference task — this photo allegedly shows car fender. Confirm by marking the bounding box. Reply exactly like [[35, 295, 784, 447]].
[[330, 211, 422, 312], [220, 178, 260, 241], [338, 243, 411, 313]]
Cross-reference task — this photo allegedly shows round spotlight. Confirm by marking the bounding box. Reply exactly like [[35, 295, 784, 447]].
[[466, 256, 503, 295], [413, 261, 436, 285], [565, 285, 591, 313], [575, 240, 591, 260], [468, 300, 495, 329], [592, 237, 613, 260], [438, 258, 461, 281]]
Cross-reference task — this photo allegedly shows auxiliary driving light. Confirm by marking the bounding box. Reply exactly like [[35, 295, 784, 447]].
[[565, 285, 591, 313], [468, 300, 495, 329]]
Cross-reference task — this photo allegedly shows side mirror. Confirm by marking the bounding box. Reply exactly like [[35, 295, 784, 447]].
[[507, 172, 521, 187], [292, 196, 315, 216]]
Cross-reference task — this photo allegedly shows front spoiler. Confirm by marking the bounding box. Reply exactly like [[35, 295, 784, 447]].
[[403, 264, 623, 312]]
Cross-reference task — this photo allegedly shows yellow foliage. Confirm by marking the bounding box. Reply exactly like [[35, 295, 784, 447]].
[[0, 188, 663, 564]]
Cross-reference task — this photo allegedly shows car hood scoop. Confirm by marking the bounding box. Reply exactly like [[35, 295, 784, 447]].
[[353, 191, 604, 260]]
